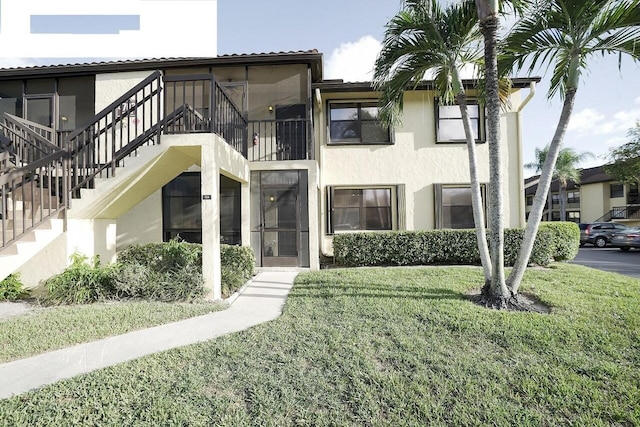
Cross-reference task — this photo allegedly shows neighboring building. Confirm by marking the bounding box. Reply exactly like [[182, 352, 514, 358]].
[[0, 51, 538, 298], [525, 165, 640, 225]]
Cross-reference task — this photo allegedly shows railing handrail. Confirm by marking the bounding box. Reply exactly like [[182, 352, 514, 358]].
[[66, 70, 163, 141], [0, 149, 66, 187], [2, 114, 61, 156]]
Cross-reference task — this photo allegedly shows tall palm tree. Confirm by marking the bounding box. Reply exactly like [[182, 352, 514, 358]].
[[501, 0, 640, 294], [372, 0, 493, 283], [525, 146, 594, 220]]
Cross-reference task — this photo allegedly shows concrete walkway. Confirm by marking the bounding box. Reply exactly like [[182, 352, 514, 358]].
[[0, 270, 298, 400]]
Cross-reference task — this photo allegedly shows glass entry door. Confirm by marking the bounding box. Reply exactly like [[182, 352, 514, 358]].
[[25, 96, 55, 129], [261, 185, 299, 267]]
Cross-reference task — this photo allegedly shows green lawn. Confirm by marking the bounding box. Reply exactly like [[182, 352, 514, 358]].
[[1, 264, 639, 426], [0, 301, 225, 363]]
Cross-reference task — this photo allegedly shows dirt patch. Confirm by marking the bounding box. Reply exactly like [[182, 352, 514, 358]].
[[0, 300, 42, 321], [468, 290, 551, 314]]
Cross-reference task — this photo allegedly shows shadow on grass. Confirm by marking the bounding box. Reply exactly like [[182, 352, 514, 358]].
[[291, 283, 466, 301]]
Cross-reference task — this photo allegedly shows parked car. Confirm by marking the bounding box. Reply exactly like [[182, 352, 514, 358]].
[[579, 222, 633, 248], [610, 227, 640, 251]]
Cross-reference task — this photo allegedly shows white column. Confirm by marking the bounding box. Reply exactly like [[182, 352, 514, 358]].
[[201, 142, 221, 300]]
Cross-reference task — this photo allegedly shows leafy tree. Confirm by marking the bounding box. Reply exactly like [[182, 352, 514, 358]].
[[501, 0, 640, 295], [605, 122, 640, 184], [526, 146, 593, 220], [373, 0, 492, 282]]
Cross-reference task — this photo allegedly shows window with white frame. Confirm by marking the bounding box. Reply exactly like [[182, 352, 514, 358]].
[[327, 185, 405, 233], [434, 184, 486, 229], [328, 101, 391, 144], [436, 100, 484, 143]]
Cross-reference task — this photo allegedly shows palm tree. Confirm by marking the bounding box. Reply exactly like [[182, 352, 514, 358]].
[[474, 0, 523, 305], [501, 0, 640, 294], [372, 0, 493, 283], [526, 146, 594, 220]]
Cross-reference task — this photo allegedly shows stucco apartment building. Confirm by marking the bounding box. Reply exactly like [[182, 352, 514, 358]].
[[0, 51, 537, 298], [525, 165, 640, 226]]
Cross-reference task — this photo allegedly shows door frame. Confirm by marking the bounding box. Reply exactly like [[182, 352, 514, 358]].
[[260, 183, 300, 267]]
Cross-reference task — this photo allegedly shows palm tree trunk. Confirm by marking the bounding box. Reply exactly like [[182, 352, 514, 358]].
[[456, 92, 492, 284], [479, 14, 509, 304], [508, 89, 578, 294]]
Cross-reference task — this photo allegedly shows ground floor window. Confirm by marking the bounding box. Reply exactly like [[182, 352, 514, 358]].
[[162, 172, 241, 244], [327, 186, 403, 233], [435, 184, 486, 229]]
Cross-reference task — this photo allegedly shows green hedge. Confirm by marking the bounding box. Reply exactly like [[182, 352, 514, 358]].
[[118, 241, 255, 299], [44, 241, 255, 305], [539, 221, 580, 261], [333, 228, 555, 268], [220, 245, 255, 298]]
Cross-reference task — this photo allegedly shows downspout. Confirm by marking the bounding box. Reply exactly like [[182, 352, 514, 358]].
[[516, 82, 536, 227]]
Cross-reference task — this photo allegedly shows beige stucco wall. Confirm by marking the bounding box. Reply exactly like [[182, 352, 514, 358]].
[[580, 183, 608, 222], [95, 71, 155, 112], [316, 90, 524, 256], [117, 189, 163, 251]]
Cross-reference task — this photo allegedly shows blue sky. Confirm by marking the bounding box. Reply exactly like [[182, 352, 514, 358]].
[[3, 0, 640, 173], [219, 1, 640, 175]]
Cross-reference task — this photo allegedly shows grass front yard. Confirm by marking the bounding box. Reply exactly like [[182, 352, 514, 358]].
[[0, 301, 224, 363], [1, 264, 639, 426]]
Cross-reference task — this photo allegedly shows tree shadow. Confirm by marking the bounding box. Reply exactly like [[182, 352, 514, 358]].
[[291, 282, 466, 301]]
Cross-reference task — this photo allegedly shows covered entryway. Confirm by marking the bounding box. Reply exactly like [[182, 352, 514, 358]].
[[251, 170, 309, 267]]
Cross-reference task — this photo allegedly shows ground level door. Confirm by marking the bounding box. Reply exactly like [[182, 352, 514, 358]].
[[261, 184, 299, 267], [251, 170, 309, 268]]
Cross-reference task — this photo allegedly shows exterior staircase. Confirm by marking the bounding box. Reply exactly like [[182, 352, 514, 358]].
[[0, 70, 247, 284]]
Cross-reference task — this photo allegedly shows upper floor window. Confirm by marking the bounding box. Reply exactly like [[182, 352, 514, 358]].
[[328, 101, 391, 145], [436, 100, 485, 143], [610, 183, 624, 198], [567, 190, 580, 204]]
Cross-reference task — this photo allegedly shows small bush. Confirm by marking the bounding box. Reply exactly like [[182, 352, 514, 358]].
[[539, 221, 580, 261], [333, 228, 555, 268], [43, 253, 118, 305], [221, 245, 255, 298], [0, 273, 27, 300], [117, 240, 255, 300], [116, 240, 204, 302]]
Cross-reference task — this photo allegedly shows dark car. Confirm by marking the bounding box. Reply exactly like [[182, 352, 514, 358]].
[[579, 222, 632, 248], [610, 227, 640, 251]]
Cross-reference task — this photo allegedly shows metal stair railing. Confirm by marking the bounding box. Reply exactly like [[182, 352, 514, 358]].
[[65, 71, 163, 198], [0, 150, 66, 251]]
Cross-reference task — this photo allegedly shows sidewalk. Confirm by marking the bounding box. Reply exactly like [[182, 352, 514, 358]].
[[0, 270, 298, 400]]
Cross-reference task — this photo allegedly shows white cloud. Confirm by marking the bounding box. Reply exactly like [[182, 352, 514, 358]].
[[567, 107, 640, 135], [567, 108, 605, 132], [634, 96, 640, 105], [325, 35, 382, 82]]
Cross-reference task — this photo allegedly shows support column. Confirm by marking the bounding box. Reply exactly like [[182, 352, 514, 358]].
[[201, 142, 221, 300]]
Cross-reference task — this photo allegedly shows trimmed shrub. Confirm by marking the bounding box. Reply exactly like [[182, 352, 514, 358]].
[[117, 240, 255, 300], [0, 273, 27, 301], [116, 240, 204, 301], [333, 228, 555, 268], [43, 253, 119, 305], [539, 221, 580, 261], [221, 245, 255, 298]]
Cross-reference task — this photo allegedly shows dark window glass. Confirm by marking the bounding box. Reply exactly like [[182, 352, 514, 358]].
[[332, 188, 392, 231], [329, 102, 390, 144], [441, 187, 476, 228], [58, 76, 95, 131], [220, 175, 242, 245], [436, 101, 483, 143], [162, 173, 202, 243], [0, 81, 23, 118], [610, 183, 624, 198]]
